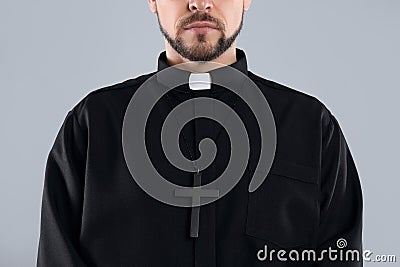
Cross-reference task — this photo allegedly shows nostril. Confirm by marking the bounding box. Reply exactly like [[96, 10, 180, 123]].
[[189, 5, 197, 12], [189, 1, 213, 12]]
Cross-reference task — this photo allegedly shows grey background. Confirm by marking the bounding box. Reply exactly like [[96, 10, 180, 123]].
[[1, 0, 399, 266]]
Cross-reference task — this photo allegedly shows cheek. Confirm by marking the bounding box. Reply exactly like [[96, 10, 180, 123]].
[[223, 14, 242, 36], [157, 3, 188, 32], [217, 1, 243, 34]]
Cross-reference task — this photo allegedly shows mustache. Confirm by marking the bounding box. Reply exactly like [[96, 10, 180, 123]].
[[178, 12, 225, 31]]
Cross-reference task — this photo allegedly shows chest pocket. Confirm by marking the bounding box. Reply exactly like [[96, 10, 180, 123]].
[[245, 159, 319, 248]]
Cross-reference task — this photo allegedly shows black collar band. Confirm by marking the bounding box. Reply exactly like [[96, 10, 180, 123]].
[[156, 48, 249, 93]]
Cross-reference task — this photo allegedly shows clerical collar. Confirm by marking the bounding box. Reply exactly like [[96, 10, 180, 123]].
[[157, 48, 248, 76], [156, 48, 249, 93]]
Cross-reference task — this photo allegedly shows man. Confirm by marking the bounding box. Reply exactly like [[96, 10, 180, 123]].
[[37, 0, 363, 266]]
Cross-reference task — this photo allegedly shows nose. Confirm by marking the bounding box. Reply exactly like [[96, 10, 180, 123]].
[[188, 0, 214, 12]]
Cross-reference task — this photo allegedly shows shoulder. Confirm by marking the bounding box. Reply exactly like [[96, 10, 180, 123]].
[[248, 70, 333, 127], [70, 71, 156, 121], [249, 71, 325, 109]]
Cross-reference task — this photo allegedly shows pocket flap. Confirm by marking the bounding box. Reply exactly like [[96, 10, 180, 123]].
[[268, 158, 318, 184]]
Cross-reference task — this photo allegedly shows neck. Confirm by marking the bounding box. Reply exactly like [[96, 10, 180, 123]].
[[164, 41, 237, 71]]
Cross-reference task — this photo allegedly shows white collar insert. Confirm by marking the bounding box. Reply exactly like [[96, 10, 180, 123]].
[[189, 73, 211, 90]]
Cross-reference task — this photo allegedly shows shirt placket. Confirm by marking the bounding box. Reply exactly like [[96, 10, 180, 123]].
[[192, 89, 217, 267]]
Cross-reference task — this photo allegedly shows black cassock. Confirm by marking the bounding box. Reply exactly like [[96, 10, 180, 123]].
[[37, 49, 363, 267]]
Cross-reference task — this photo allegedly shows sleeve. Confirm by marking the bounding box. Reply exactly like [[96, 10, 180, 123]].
[[314, 113, 363, 266], [36, 110, 88, 267]]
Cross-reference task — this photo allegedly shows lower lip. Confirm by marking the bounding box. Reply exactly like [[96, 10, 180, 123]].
[[186, 27, 217, 34]]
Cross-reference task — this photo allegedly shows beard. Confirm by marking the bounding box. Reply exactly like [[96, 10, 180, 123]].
[[157, 11, 244, 62]]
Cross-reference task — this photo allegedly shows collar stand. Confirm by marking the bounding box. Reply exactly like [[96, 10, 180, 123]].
[[156, 48, 249, 93]]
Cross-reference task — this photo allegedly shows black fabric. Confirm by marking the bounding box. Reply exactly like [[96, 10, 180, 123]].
[[190, 172, 202, 238], [37, 48, 363, 266]]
